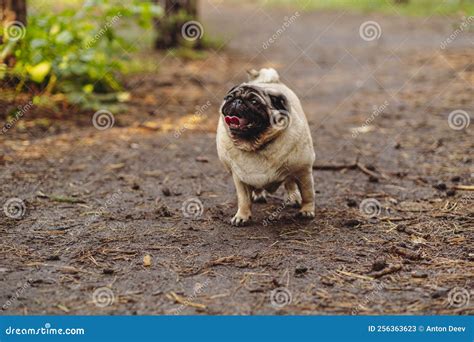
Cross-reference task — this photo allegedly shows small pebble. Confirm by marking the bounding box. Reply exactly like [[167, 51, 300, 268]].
[[343, 219, 361, 228], [372, 258, 387, 272], [411, 271, 428, 278], [451, 176, 461, 182], [446, 189, 456, 197], [431, 289, 447, 298], [162, 187, 171, 196], [295, 266, 308, 275], [368, 175, 379, 183], [396, 225, 406, 232], [434, 182, 447, 191], [346, 199, 357, 207], [321, 278, 334, 287], [155, 204, 173, 217], [195, 156, 209, 163]]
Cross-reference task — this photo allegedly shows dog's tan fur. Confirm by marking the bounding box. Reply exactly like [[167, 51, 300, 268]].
[[216, 68, 315, 226]]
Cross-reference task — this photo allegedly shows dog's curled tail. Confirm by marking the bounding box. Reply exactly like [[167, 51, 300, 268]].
[[247, 68, 280, 83]]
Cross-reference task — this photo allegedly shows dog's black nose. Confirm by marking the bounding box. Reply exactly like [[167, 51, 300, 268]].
[[233, 99, 242, 106]]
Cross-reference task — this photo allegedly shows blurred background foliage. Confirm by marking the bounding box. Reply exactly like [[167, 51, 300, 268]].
[[1, 0, 163, 110]]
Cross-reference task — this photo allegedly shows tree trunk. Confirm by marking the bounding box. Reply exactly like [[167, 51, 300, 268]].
[[1, 0, 27, 62], [0, 0, 27, 25], [154, 0, 199, 49]]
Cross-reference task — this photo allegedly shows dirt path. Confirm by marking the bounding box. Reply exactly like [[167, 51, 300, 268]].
[[1, 1, 473, 315]]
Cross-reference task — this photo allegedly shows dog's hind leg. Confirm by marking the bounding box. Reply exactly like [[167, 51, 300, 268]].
[[284, 178, 302, 207], [252, 189, 267, 203], [294, 168, 315, 218]]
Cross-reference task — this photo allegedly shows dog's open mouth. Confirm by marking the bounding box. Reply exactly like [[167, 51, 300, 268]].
[[224, 116, 251, 131]]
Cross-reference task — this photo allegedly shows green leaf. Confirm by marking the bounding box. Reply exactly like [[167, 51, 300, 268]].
[[83, 84, 94, 93], [30, 38, 47, 49], [26, 61, 51, 83], [50, 24, 60, 35], [56, 31, 73, 44]]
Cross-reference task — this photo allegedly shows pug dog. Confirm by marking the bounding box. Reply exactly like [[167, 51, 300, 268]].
[[216, 68, 315, 226]]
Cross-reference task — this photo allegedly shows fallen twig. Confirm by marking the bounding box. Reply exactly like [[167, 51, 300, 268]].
[[356, 162, 388, 180], [371, 264, 402, 278], [313, 156, 389, 180], [167, 291, 206, 309], [336, 269, 374, 281], [453, 185, 474, 191], [391, 246, 422, 260]]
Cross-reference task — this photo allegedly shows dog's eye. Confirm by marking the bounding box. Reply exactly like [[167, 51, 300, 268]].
[[250, 98, 259, 105]]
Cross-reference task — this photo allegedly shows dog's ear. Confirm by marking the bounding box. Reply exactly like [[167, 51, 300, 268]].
[[247, 69, 259, 81], [269, 93, 289, 113]]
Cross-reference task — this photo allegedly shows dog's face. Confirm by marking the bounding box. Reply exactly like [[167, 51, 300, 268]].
[[220, 84, 289, 142]]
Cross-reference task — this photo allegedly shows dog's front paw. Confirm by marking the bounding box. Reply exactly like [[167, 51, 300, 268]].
[[231, 213, 251, 226], [297, 207, 315, 219]]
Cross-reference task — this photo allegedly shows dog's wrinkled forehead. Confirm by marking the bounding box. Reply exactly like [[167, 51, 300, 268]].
[[226, 84, 266, 101], [224, 84, 289, 114]]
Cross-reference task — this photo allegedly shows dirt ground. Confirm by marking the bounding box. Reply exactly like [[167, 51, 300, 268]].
[[1, 1, 473, 315]]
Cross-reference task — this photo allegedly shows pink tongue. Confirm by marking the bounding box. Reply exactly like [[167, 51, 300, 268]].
[[225, 116, 241, 126]]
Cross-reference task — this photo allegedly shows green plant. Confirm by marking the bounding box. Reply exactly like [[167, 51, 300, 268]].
[[0, 0, 161, 110]]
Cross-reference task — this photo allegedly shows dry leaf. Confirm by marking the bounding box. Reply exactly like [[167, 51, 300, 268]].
[[140, 121, 160, 131], [57, 304, 70, 313], [143, 254, 152, 267], [107, 163, 125, 170]]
